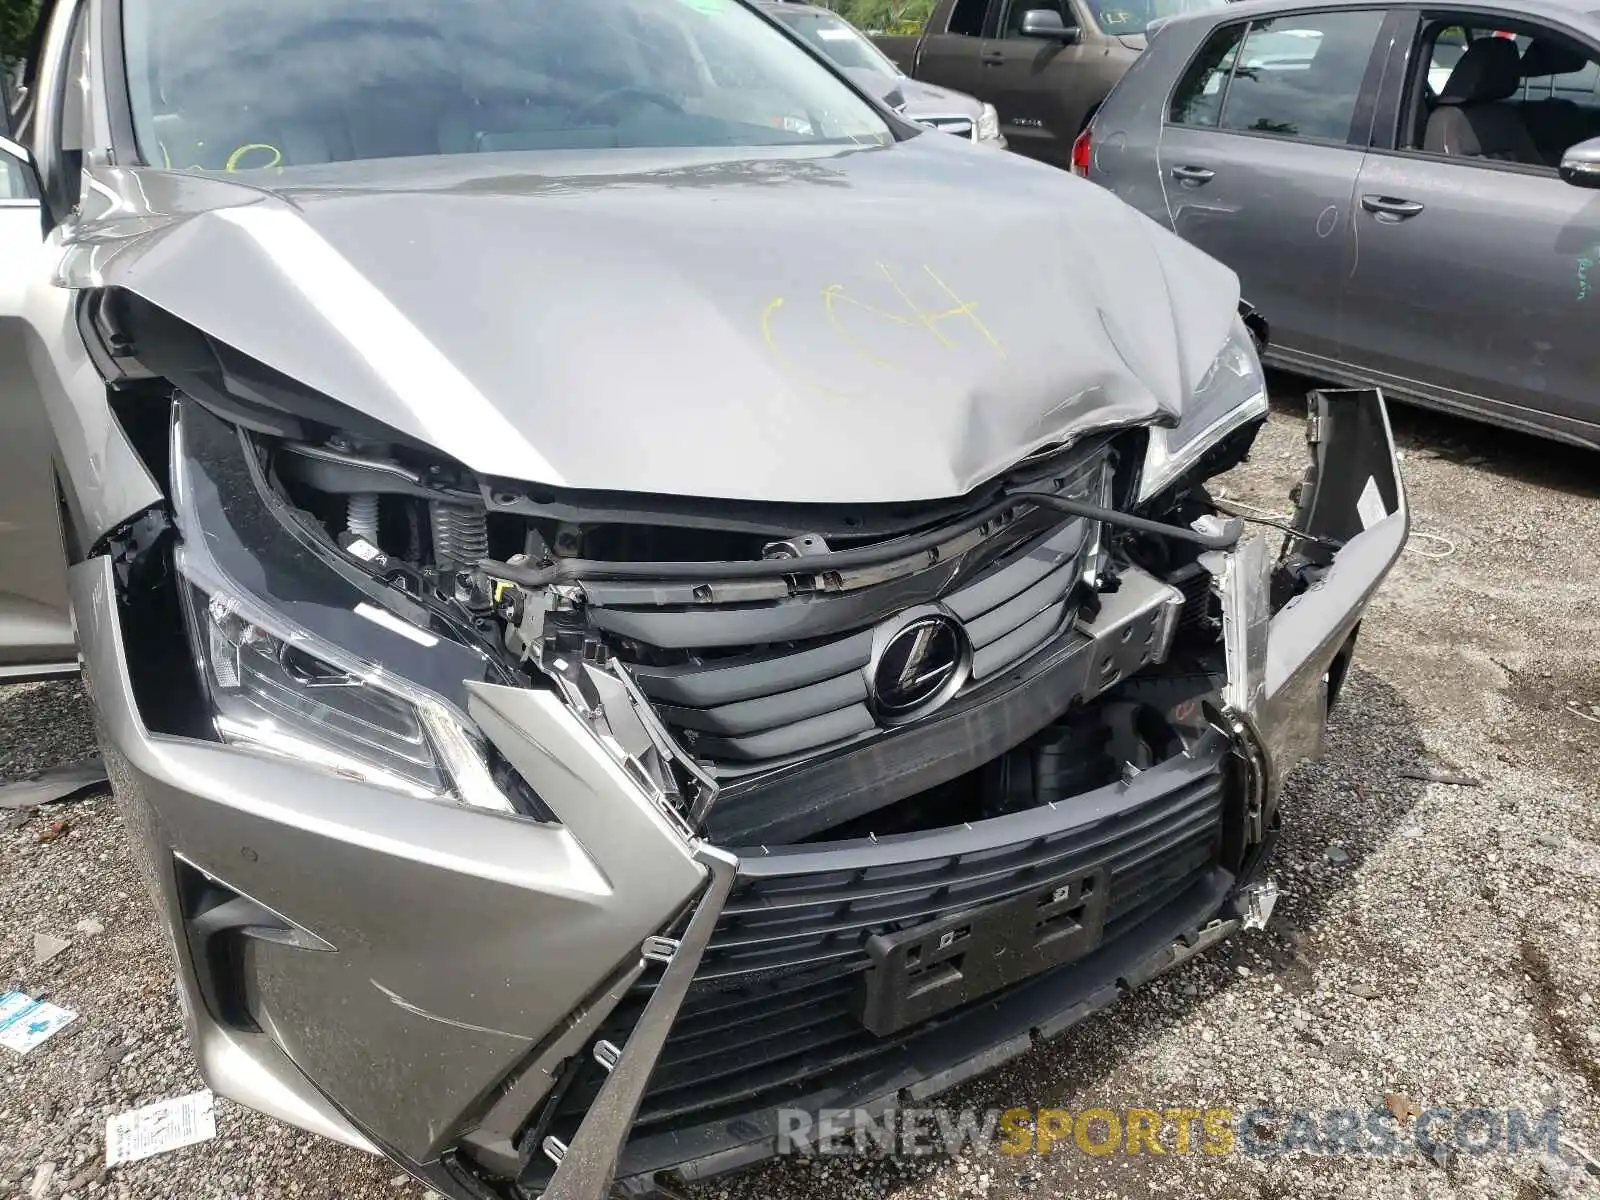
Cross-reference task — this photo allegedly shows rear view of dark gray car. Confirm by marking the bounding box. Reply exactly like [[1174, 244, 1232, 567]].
[[1086, 0, 1600, 448]]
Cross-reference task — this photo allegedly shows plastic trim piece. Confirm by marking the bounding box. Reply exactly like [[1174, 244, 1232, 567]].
[[541, 845, 740, 1200]]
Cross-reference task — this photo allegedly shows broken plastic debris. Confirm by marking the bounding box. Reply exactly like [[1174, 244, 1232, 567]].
[[1396, 768, 1481, 787], [0, 991, 78, 1055], [0, 757, 109, 809], [106, 1089, 217, 1166], [27, 1162, 55, 1200], [1384, 1092, 1420, 1123], [1238, 879, 1278, 931], [33, 933, 70, 966]]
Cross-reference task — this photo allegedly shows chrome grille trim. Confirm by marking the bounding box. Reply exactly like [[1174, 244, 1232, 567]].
[[919, 114, 977, 138], [613, 444, 1113, 777]]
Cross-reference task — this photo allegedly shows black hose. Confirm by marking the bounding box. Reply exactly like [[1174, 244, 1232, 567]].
[[1003, 490, 1243, 550], [479, 492, 1022, 585], [478, 488, 1241, 587]]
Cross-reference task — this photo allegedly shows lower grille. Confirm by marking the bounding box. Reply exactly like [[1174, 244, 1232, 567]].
[[1170, 561, 1217, 639], [554, 748, 1226, 1141]]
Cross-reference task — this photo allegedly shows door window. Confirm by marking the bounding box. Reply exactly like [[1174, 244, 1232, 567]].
[[947, 0, 989, 36], [1169, 10, 1385, 142], [1169, 22, 1246, 126], [1406, 17, 1600, 169]]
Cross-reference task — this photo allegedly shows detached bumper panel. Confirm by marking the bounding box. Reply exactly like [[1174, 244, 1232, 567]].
[[1256, 388, 1408, 782]]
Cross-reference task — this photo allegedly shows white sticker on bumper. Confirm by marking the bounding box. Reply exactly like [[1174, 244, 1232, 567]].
[[1357, 475, 1388, 531]]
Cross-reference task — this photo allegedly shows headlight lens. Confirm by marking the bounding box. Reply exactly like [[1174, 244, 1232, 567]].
[[977, 102, 1001, 142], [180, 578, 499, 802], [1138, 316, 1268, 502], [170, 400, 518, 812]]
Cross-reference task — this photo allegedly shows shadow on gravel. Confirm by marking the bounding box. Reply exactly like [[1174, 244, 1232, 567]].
[[1266, 370, 1598, 501], [708, 666, 1434, 1200], [0, 678, 97, 781]]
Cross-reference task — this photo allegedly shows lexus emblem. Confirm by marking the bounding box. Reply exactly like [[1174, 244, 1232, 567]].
[[866, 607, 971, 724]]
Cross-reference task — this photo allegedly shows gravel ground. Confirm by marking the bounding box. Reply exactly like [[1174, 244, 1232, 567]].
[[2, 381, 1598, 1200]]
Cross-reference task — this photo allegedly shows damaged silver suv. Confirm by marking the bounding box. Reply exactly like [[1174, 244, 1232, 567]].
[[0, 0, 1406, 1195]]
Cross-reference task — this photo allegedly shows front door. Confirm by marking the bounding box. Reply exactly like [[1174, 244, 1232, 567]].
[[0, 135, 75, 680], [982, 0, 1096, 165], [1340, 15, 1600, 439], [914, 0, 992, 100], [1156, 8, 1390, 360]]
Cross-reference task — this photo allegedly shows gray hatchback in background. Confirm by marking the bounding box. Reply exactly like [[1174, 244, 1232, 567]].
[[1086, 0, 1600, 448]]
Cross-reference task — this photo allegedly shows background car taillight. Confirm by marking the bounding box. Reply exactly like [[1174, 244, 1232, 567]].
[[1071, 128, 1092, 177]]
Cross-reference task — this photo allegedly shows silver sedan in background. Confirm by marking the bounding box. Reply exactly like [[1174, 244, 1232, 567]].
[[1084, 0, 1600, 449], [760, 1, 1006, 144]]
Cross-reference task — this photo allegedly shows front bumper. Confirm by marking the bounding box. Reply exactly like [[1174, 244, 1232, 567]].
[[78, 390, 1404, 1199]]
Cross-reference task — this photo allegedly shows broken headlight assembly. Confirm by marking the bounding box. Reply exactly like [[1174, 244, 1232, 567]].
[[169, 399, 521, 814], [1138, 315, 1268, 503]]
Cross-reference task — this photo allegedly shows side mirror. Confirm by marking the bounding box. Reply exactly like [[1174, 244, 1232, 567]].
[[1020, 9, 1080, 42], [1560, 136, 1600, 188]]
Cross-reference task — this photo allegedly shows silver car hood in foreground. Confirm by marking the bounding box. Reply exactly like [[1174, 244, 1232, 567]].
[[67, 135, 1238, 503]]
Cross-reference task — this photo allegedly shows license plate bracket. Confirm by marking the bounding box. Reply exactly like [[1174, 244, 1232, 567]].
[[853, 868, 1110, 1036]]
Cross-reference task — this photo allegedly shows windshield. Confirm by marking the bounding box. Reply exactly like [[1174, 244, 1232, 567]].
[[769, 8, 902, 78], [121, 0, 893, 171], [1085, 0, 1225, 37]]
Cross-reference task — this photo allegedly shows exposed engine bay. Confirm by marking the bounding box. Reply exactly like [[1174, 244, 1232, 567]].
[[216, 372, 1318, 857]]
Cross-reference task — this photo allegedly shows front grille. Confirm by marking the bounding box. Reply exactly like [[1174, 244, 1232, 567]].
[[1170, 561, 1217, 639], [610, 446, 1112, 780], [553, 750, 1226, 1142]]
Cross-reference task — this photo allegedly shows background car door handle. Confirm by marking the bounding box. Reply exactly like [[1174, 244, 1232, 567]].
[[1170, 165, 1214, 183], [1361, 195, 1424, 219], [981, 51, 1006, 65]]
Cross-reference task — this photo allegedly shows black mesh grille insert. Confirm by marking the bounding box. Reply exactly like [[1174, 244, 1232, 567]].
[[551, 752, 1227, 1143]]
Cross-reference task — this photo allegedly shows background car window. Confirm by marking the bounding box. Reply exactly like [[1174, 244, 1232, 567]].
[[1217, 11, 1385, 141], [947, 0, 989, 36], [0, 151, 34, 200], [772, 9, 903, 76], [1169, 21, 1246, 127], [1085, 0, 1226, 37], [120, 0, 892, 168], [1518, 38, 1600, 107], [1428, 25, 1471, 91]]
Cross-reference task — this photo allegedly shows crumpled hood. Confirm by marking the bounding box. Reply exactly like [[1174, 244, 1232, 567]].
[[68, 136, 1238, 504]]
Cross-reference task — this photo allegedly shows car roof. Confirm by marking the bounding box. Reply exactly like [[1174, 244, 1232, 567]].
[[753, 0, 834, 12], [1176, 0, 1600, 26]]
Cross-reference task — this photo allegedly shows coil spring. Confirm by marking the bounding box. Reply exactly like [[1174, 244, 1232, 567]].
[[346, 493, 380, 544], [430, 502, 489, 572]]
